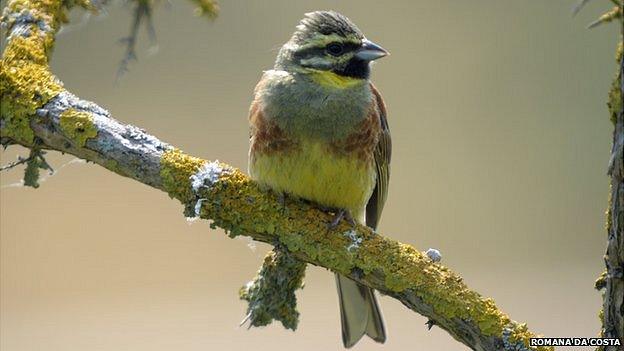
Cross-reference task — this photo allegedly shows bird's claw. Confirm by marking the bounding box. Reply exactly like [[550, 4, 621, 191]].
[[328, 209, 356, 229], [277, 192, 288, 215]]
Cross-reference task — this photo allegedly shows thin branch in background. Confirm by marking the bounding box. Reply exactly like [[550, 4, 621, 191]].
[[116, 0, 156, 80], [571, 0, 620, 16], [572, 0, 593, 16], [144, 1, 157, 45], [1, 158, 85, 189], [573, 0, 623, 28], [0, 155, 33, 172], [0, 148, 55, 188], [115, 0, 218, 79]]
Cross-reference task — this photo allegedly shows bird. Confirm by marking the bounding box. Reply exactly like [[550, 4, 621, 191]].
[[247, 10, 391, 348]]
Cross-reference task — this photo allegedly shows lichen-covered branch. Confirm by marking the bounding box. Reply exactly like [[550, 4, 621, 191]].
[[598, 4, 623, 348], [0, 1, 552, 350]]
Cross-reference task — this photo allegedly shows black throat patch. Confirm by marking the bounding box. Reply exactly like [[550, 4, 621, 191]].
[[334, 57, 370, 79]]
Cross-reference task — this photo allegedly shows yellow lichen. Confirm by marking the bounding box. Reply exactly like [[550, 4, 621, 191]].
[[0, 59, 63, 145], [3, 35, 50, 65], [608, 75, 622, 125], [159, 148, 206, 202], [0, 0, 69, 145], [607, 41, 622, 125], [595, 269, 608, 290], [506, 323, 543, 350], [59, 109, 98, 146]]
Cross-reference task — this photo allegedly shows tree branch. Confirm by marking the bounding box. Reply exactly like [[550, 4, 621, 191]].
[[599, 2, 624, 348], [0, 1, 552, 350], [240, 245, 306, 330]]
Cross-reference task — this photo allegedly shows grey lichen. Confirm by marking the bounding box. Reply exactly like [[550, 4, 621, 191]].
[[343, 229, 363, 252], [239, 247, 306, 330], [502, 327, 530, 351], [188, 160, 231, 219], [190, 160, 230, 192], [426, 248, 442, 263]]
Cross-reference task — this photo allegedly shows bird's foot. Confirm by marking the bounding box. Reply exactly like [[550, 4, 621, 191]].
[[328, 208, 356, 229], [275, 192, 289, 215]]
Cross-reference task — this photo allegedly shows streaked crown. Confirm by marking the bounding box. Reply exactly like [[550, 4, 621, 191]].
[[291, 11, 363, 44]]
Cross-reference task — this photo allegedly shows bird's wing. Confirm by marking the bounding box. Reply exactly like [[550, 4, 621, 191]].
[[365, 83, 392, 230]]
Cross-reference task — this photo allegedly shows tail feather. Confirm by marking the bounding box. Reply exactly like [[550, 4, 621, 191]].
[[335, 274, 386, 348], [363, 286, 386, 343]]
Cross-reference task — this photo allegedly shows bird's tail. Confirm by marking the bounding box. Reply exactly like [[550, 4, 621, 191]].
[[335, 273, 386, 348]]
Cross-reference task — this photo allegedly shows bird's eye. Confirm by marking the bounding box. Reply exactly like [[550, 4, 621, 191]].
[[326, 43, 344, 56]]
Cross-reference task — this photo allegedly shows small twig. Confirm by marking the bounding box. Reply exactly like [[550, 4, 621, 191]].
[[572, 0, 593, 16], [587, 5, 622, 29], [114, 0, 218, 78], [572, 0, 623, 29], [0, 155, 32, 171]]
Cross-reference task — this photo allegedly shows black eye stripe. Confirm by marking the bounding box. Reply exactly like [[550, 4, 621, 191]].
[[294, 41, 360, 59]]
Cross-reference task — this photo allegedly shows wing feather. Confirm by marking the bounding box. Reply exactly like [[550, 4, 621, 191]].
[[365, 84, 391, 230]]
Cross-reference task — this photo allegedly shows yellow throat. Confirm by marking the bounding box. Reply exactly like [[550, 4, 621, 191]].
[[309, 70, 363, 89]]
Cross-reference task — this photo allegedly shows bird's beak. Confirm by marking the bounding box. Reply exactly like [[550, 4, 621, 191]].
[[355, 39, 389, 61]]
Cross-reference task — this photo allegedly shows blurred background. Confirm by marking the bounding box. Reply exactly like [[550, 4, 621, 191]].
[[1, 1, 620, 350]]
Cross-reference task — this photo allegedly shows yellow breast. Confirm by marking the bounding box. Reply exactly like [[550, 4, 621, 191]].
[[249, 140, 376, 220]]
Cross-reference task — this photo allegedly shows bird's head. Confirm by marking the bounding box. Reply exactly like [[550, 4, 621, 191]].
[[275, 11, 388, 85]]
